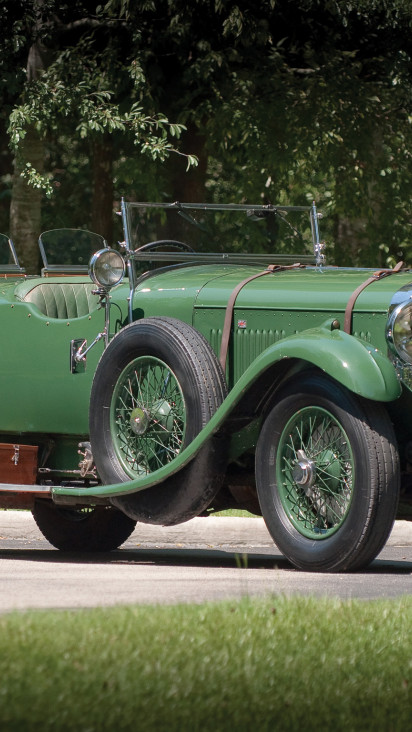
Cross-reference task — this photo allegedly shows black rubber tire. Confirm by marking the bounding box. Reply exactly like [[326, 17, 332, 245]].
[[255, 372, 400, 572], [89, 317, 227, 525], [32, 500, 136, 552]]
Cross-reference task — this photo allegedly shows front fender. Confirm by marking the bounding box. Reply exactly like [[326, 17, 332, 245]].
[[257, 324, 400, 403], [53, 323, 400, 501]]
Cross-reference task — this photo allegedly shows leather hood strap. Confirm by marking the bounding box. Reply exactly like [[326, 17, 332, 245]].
[[219, 263, 304, 371], [344, 261, 405, 335]]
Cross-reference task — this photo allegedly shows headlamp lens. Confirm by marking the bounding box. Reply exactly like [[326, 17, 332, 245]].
[[89, 249, 125, 288], [387, 301, 412, 363]]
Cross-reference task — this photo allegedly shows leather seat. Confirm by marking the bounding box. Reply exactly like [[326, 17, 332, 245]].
[[15, 281, 98, 319]]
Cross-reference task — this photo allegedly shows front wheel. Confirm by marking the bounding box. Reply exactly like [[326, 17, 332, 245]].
[[255, 373, 400, 572]]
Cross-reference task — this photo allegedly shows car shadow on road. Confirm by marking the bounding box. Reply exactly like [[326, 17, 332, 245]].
[[1, 544, 411, 573], [0, 545, 291, 569]]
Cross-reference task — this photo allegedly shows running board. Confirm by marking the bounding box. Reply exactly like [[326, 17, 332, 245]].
[[0, 483, 51, 494], [0, 484, 52, 509], [0, 483, 108, 509]]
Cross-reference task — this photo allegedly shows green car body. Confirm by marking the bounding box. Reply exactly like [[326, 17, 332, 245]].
[[0, 204, 411, 571]]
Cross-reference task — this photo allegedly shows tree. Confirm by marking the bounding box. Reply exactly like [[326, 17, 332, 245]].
[[100, 0, 412, 263], [4, 0, 412, 267], [5, 0, 196, 270], [8, 0, 52, 272]]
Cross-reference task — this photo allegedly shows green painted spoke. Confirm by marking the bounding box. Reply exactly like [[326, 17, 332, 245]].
[[282, 456, 295, 475], [291, 425, 303, 456], [277, 406, 354, 539], [160, 372, 171, 398], [306, 415, 318, 453], [315, 467, 344, 488], [110, 356, 186, 479], [145, 447, 166, 471], [124, 377, 138, 406], [137, 377, 145, 405], [146, 433, 182, 454], [151, 419, 171, 433], [117, 395, 133, 413]]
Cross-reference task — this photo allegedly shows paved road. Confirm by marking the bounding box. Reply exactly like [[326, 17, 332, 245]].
[[0, 512, 411, 611]]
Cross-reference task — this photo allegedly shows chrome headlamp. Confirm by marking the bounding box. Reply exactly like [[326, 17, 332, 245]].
[[89, 248, 125, 289], [386, 298, 412, 364]]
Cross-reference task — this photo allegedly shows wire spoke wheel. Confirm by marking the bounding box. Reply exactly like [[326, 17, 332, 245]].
[[90, 317, 227, 525], [256, 372, 400, 572], [278, 407, 353, 539], [111, 356, 186, 478]]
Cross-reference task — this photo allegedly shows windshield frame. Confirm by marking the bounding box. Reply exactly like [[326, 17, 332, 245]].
[[120, 199, 324, 266], [0, 233, 25, 275]]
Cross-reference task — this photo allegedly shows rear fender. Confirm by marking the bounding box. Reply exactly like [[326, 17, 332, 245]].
[[52, 323, 400, 501]]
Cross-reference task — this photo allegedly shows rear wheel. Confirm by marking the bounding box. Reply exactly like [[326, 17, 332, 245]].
[[255, 373, 400, 572], [90, 317, 227, 525], [32, 501, 136, 551]]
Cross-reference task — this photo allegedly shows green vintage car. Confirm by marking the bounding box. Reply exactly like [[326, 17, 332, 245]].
[[0, 200, 411, 572]]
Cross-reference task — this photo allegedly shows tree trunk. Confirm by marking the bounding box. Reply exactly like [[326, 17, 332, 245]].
[[91, 134, 114, 243], [9, 4, 50, 274], [158, 124, 208, 242], [170, 124, 208, 203], [0, 123, 13, 233], [333, 127, 387, 268], [9, 127, 44, 273]]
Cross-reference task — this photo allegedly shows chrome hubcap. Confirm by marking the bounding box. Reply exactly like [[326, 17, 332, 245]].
[[292, 449, 316, 490], [129, 406, 150, 435]]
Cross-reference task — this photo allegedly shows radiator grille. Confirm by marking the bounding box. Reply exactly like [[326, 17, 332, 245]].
[[209, 327, 286, 380]]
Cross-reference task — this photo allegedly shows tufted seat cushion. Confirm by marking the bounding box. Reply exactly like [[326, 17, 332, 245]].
[[14, 281, 98, 319]]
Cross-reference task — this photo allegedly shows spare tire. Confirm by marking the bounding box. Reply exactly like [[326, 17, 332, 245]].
[[89, 317, 227, 525]]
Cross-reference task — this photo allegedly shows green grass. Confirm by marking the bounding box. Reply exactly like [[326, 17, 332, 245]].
[[211, 508, 259, 518], [0, 596, 411, 731]]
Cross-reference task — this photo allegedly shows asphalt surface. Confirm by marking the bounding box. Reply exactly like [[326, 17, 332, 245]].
[[0, 513, 411, 610], [2, 512, 412, 548]]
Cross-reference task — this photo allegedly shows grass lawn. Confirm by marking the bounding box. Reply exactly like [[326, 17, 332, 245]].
[[212, 509, 259, 517], [0, 595, 411, 731]]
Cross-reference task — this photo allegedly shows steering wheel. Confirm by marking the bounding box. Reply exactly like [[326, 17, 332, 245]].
[[135, 239, 195, 253]]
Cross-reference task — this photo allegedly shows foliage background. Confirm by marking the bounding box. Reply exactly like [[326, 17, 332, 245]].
[[1, 0, 412, 270]]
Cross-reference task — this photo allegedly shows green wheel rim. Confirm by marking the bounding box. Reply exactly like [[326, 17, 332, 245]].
[[276, 406, 354, 539], [110, 356, 186, 478]]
